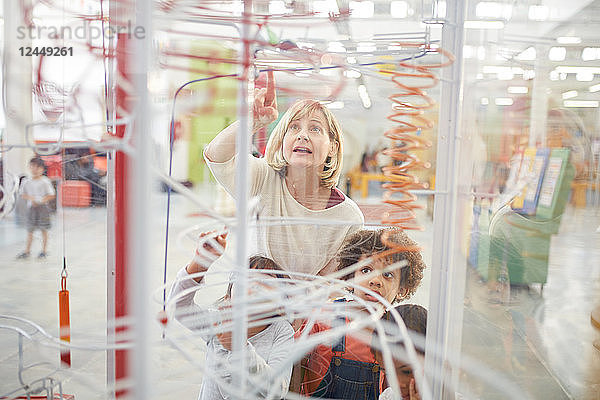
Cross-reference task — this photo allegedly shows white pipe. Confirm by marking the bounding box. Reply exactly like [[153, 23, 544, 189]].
[[130, 0, 152, 398], [231, 0, 253, 394], [426, 0, 468, 398]]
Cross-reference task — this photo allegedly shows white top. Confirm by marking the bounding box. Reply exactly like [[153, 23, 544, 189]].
[[20, 176, 55, 207], [205, 152, 364, 276], [379, 387, 395, 400], [168, 267, 294, 400]]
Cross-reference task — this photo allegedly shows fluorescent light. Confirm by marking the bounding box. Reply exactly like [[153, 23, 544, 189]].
[[581, 47, 600, 61], [358, 84, 372, 109], [557, 36, 581, 44], [357, 42, 376, 53], [346, 56, 357, 64], [481, 97, 489, 105], [549, 70, 559, 81], [325, 101, 345, 109], [516, 47, 536, 61], [508, 86, 528, 94], [327, 41, 346, 52], [482, 66, 524, 74], [350, 1, 374, 18], [564, 100, 599, 108], [465, 20, 504, 29], [313, 0, 337, 15], [269, 0, 290, 14], [344, 69, 362, 79], [576, 72, 594, 81], [555, 66, 600, 74], [523, 70, 535, 80], [548, 47, 566, 61], [589, 83, 600, 93], [495, 97, 513, 106], [390, 1, 409, 18], [476, 2, 512, 20], [562, 90, 578, 99], [528, 5, 549, 21]]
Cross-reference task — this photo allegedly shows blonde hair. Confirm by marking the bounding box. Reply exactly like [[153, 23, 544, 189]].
[[264, 99, 344, 188]]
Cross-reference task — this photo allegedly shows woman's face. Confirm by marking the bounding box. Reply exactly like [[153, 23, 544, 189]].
[[282, 110, 334, 171]]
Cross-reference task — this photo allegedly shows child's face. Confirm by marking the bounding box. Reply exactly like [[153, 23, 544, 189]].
[[392, 353, 424, 399], [353, 255, 402, 304], [30, 163, 44, 177]]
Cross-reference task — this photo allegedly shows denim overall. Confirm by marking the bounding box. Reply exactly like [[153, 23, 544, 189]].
[[311, 319, 380, 399]]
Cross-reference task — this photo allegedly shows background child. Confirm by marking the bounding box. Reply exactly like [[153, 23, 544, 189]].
[[167, 231, 294, 400], [17, 157, 56, 259], [375, 304, 428, 400], [299, 228, 426, 399]]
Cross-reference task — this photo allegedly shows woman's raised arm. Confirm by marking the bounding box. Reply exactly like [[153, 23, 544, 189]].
[[204, 70, 278, 163]]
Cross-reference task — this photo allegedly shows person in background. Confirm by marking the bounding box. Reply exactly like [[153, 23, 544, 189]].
[[16, 157, 56, 259]]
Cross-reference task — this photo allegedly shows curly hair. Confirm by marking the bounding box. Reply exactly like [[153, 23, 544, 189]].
[[337, 228, 426, 300]]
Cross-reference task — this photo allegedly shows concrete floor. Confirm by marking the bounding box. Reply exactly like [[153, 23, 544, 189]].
[[1, 188, 599, 399]]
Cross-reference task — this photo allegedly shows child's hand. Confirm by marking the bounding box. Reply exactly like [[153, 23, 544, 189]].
[[252, 70, 278, 132], [194, 230, 227, 265], [409, 378, 420, 400]]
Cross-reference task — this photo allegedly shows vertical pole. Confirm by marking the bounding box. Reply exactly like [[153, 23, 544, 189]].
[[529, 45, 549, 147], [113, 32, 131, 398], [2, 0, 33, 186], [425, 0, 467, 399], [130, 0, 152, 398], [232, 0, 252, 393]]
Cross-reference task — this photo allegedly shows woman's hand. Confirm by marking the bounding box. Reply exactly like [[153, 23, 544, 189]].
[[252, 70, 278, 132]]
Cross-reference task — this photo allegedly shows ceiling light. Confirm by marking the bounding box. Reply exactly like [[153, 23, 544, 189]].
[[498, 71, 514, 80], [548, 47, 566, 61], [327, 41, 346, 52], [313, 0, 337, 16], [350, 1, 374, 18], [495, 97, 513, 106], [562, 90, 578, 99], [549, 71, 559, 81], [344, 70, 362, 79], [465, 20, 504, 29], [390, 1, 409, 18], [269, 0, 290, 14], [476, 73, 484, 80], [564, 100, 599, 108], [516, 47, 536, 61], [358, 84, 372, 109], [576, 72, 594, 81], [523, 70, 535, 80], [555, 66, 600, 74], [325, 101, 345, 109], [589, 83, 600, 93], [581, 47, 600, 61], [346, 56, 357, 64], [476, 2, 512, 20], [481, 97, 489, 105], [357, 42, 376, 53], [463, 45, 474, 59], [528, 5, 549, 21], [557, 36, 581, 44], [508, 86, 528, 94]]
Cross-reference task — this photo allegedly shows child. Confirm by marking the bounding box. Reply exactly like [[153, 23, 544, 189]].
[[375, 304, 427, 400], [299, 228, 426, 399], [17, 157, 56, 259], [167, 231, 294, 400]]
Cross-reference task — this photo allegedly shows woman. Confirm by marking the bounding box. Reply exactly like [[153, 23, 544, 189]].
[[204, 71, 364, 276]]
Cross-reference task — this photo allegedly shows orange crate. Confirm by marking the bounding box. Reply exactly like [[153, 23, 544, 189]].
[[40, 155, 62, 179], [61, 180, 91, 207]]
